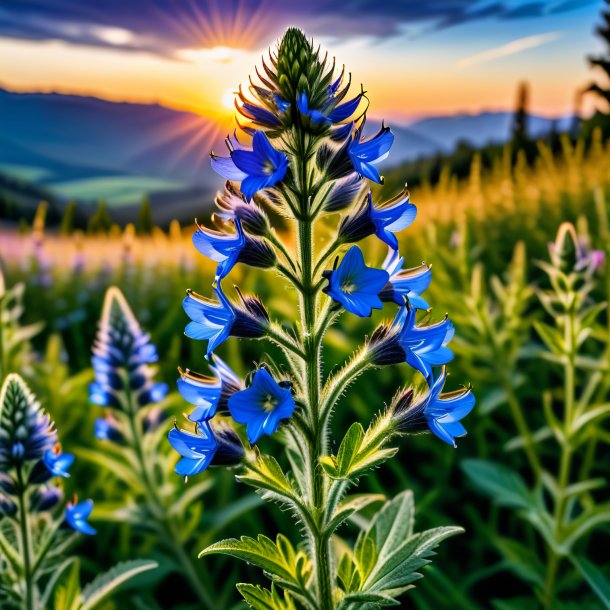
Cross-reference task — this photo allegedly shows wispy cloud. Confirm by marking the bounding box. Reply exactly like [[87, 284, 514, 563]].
[[457, 31, 563, 69]]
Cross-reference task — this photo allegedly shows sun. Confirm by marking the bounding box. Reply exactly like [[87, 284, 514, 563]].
[[221, 89, 236, 110]]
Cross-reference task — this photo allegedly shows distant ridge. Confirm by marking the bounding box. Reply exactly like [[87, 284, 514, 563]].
[[0, 87, 569, 218]]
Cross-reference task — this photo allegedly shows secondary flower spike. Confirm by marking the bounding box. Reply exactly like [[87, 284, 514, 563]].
[[323, 245, 389, 317], [211, 130, 288, 201], [228, 368, 296, 444]]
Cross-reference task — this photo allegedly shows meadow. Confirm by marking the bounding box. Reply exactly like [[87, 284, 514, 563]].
[[1, 127, 609, 609]]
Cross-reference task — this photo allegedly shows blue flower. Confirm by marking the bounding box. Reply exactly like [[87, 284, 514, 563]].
[[339, 189, 416, 250], [297, 91, 362, 126], [94, 416, 124, 442], [323, 246, 389, 317], [424, 367, 475, 447], [177, 356, 243, 423], [168, 422, 217, 477], [380, 248, 431, 309], [193, 218, 246, 280], [211, 131, 288, 201], [90, 288, 169, 410], [348, 123, 394, 183], [395, 306, 454, 379], [228, 368, 296, 444], [193, 217, 275, 280], [43, 449, 74, 478], [183, 284, 269, 359], [369, 306, 454, 379], [65, 499, 96, 536], [168, 420, 244, 477]]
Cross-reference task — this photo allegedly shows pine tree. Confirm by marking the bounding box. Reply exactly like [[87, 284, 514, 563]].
[[136, 195, 153, 235], [511, 81, 530, 151], [87, 199, 113, 234], [585, 0, 610, 137], [60, 200, 77, 235]]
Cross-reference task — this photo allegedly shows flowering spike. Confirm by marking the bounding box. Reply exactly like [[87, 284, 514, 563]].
[[90, 287, 168, 411]]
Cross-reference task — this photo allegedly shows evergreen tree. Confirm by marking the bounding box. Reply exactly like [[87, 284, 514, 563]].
[[60, 200, 77, 235], [511, 81, 530, 151], [136, 195, 153, 235], [87, 199, 113, 234], [585, 0, 610, 137]]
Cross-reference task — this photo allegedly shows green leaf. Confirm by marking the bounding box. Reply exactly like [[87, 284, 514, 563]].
[[238, 454, 298, 507], [461, 459, 532, 510], [74, 447, 143, 491], [200, 534, 310, 586], [80, 559, 158, 610], [54, 558, 81, 610], [0, 526, 22, 575], [353, 491, 463, 601], [533, 321, 565, 355], [494, 537, 545, 587], [570, 555, 610, 609], [320, 419, 397, 481], [326, 494, 386, 535], [237, 583, 296, 610]]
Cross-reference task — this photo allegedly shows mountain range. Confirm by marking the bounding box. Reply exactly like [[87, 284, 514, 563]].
[[0, 87, 570, 222]]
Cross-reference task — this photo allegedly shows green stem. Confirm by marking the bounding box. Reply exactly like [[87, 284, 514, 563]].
[[16, 467, 35, 610], [543, 300, 576, 609], [294, 130, 334, 610], [123, 384, 215, 608]]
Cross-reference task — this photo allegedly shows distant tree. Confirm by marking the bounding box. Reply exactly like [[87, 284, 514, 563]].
[[584, 0, 610, 138], [511, 81, 530, 151], [136, 195, 153, 235], [87, 199, 113, 234], [60, 200, 77, 235]]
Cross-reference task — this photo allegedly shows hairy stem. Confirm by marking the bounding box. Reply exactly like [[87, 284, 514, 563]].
[[16, 467, 35, 610]]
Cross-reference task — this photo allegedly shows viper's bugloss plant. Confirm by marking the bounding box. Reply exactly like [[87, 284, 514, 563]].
[[86, 287, 230, 608], [172, 29, 474, 609], [0, 373, 156, 610]]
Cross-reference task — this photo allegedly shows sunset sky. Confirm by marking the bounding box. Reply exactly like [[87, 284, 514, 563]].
[[0, 0, 607, 124]]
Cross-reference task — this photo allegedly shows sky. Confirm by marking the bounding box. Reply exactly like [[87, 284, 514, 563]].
[[0, 0, 607, 124]]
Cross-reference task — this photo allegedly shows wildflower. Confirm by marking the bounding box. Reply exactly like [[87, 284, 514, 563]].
[[94, 415, 124, 442], [228, 368, 296, 444], [168, 420, 244, 477], [391, 367, 474, 447], [211, 131, 289, 201], [90, 288, 169, 410], [549, 222, 605, 274], [338, 189, 416, 249], [321, 175, 364, 213], [193, 217, 276, 280], [0, 373, 57, 470], [31, 485, 62, 512], [297, 90, 363, 126], [183, 284, 269, 359], [369, 305, 454, 379], [323, 246, 388, 317], [65, 499, 96, 535], [348, 123, 394, 184], [43, 449, 74, 478], [380, 248, 431, 309], [177, 356, 243, 422]]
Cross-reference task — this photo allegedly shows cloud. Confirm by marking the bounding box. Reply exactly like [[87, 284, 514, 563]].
[[456, 31, 563, 68], [0, 0, 598, 58]]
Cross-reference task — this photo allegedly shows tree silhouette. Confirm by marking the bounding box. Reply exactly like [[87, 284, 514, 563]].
[[511, 81, 530, 150], [87, 199, 113, 234], [136, 195, 153, 235], [585, 0, 610, 137]]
